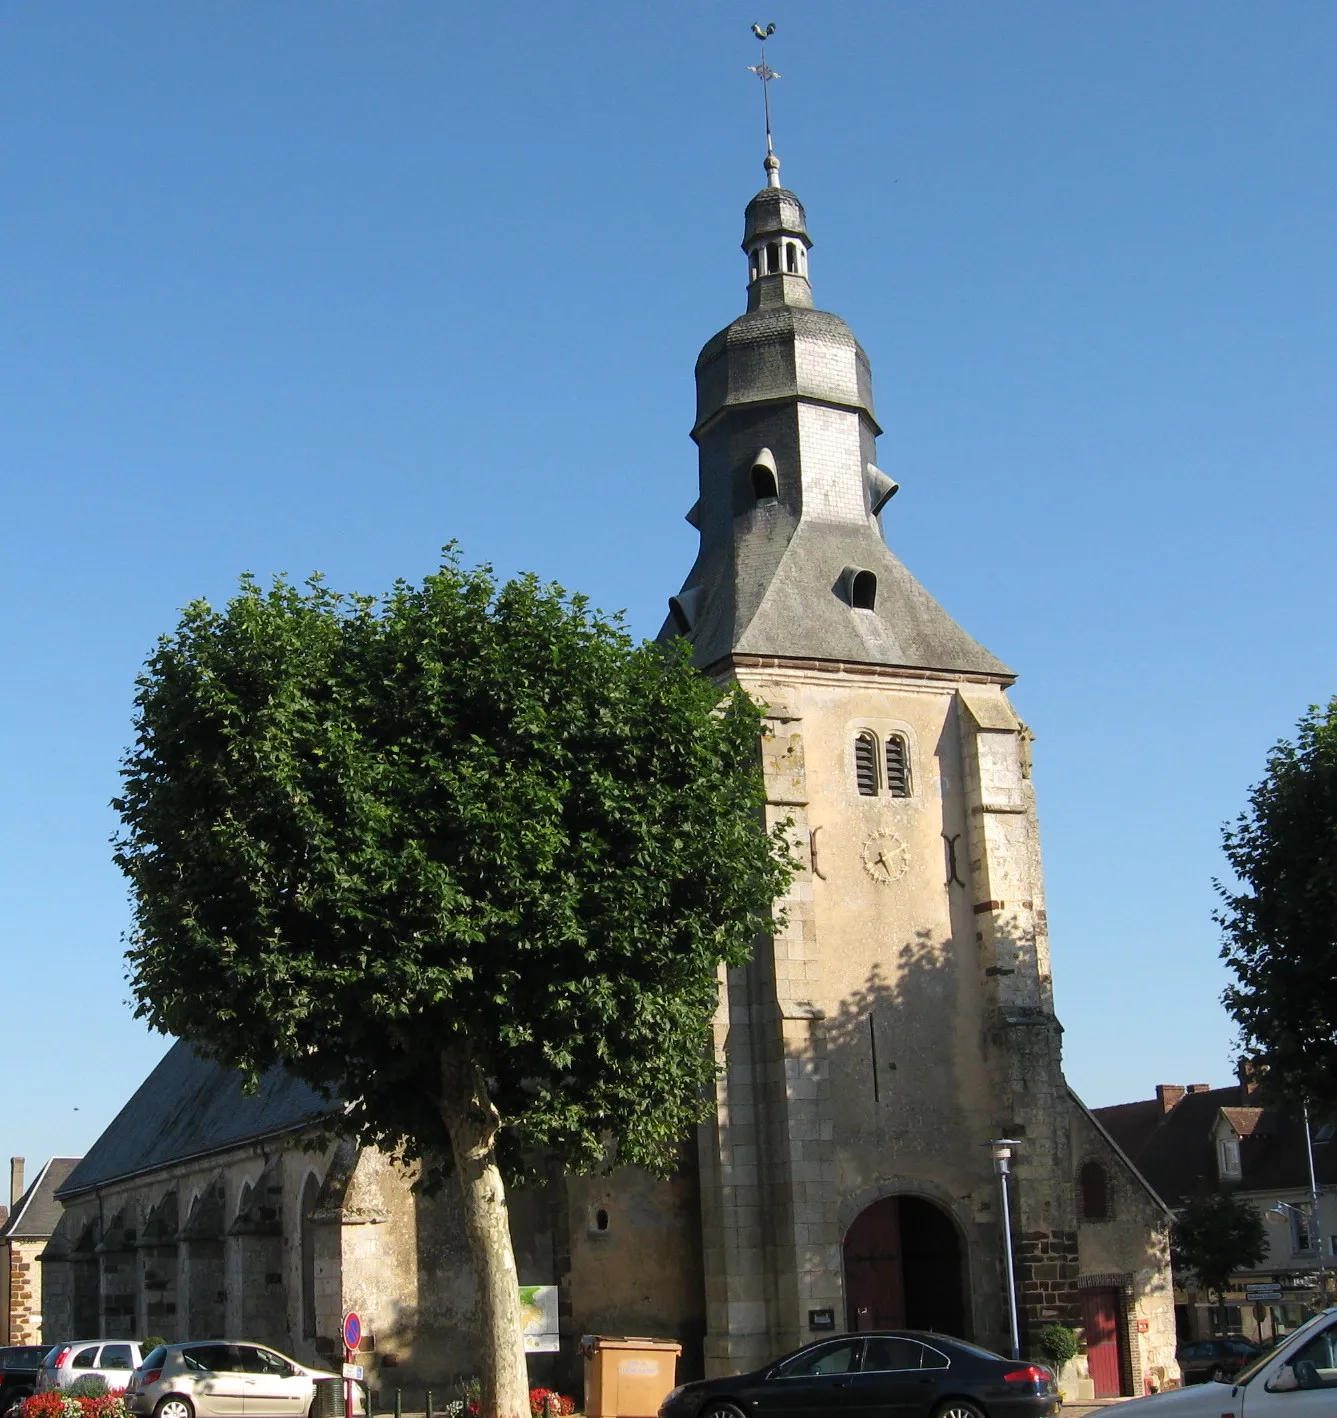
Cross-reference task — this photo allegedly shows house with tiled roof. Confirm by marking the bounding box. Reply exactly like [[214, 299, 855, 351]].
[[1094, 1077, 1336, 1343], [2, 1156, 82, 1344]]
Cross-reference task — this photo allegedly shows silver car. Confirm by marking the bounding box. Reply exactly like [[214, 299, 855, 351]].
[[37, 1343, 145, 1393], [126, 1343, 337, 1418]]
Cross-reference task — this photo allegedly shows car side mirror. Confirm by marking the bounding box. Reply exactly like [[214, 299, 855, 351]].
[[1267, 1365, 1299, 1393], [1294, 1360, 1322, 1390]]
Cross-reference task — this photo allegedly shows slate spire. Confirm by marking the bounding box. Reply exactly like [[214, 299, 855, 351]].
[[661, 169, 1012, 681]]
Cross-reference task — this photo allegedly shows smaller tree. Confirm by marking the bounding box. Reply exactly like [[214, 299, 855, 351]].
[[1036, 1323, 1078, 1375], [1171, 1189, 1268, 1323], [1218, 697, 1337, 1107]]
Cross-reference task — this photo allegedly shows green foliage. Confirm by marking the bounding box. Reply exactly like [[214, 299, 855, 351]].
[[1170, 1188, 1268, 1305], [1218, 698, 1337, 1107], [140, 1341, 166, 1356], [1036, 1323, 1078, 1369], [115, 553, 794, 1187], [64, 1380, 109, 1400]]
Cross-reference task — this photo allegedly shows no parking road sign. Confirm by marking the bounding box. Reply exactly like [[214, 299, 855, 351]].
[[341, 1312, 363, 1418]]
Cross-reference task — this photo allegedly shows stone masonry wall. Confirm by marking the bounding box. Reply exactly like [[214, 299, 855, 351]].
[[5, 1240, 43, 1344]]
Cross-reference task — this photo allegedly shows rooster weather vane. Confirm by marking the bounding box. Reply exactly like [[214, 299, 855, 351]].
[[747, 22, 780, 162]]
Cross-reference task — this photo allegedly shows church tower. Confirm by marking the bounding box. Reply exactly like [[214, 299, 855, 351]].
[[662, 149, 1085, 1373]]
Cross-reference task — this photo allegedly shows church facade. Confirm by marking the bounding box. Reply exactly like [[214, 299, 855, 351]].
[[42, 157, 1179, 1402]]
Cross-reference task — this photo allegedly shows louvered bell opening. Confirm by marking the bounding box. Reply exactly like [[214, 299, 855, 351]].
[[885, 735, 911, 799], [854, 733, 879, 796]]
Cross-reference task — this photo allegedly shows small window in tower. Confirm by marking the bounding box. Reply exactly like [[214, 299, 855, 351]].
[[786, 243, 798, 273], [851, 570, 877, 610], [752, 464, 778, 501], [750, 253, 759, 281], [594, 1208, 610, 1233], [1080, 1161, 1110, 1221], [884, 735, 911, 799], [767, 241, 780, 274], [854, 732, 879, 796]]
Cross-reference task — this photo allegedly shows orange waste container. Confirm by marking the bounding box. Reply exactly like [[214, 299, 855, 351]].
[[579, 1335, 682, 1418]]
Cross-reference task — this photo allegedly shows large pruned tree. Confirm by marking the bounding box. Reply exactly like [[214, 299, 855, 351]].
[[114, 555, 793, 1418], [1170, 1188, 1268, 1324], [1218, 697, 1337, 1107]]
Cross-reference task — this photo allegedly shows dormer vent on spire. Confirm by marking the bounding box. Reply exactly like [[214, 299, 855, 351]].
[[751, 448, 779, 501]]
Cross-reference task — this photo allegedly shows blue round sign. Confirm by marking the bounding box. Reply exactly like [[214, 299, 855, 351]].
[[342, 1312, 362, 1352]]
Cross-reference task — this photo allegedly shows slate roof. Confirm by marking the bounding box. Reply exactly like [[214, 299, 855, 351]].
[[666, 179, 1013, 682], [676, 518, 1013, 677], [57, 1040, 338, 1199], [1093, 1083, 1337, 1207], [0, 1158, 82, 1239]]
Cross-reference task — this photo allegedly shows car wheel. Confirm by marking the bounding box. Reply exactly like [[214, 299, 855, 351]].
[[153, 1397, 195, 1418], [934, 1402, 986, 1418], [699, 1405, 748, 1418]]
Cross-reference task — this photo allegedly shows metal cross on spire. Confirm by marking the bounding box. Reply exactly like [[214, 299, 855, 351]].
[[747, 22, 782, 186]]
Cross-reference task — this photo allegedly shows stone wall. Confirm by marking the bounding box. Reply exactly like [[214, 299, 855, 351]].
[[4, 1240, 44, 1344]]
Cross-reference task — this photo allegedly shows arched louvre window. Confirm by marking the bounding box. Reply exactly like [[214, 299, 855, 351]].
[[855, 733, 879, 796], [1080, 1160, 1109, 1220], [885, 735, 911, 798]]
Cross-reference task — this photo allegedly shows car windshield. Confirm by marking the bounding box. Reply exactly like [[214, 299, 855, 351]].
[[1233, 1312, 1336, 1387]]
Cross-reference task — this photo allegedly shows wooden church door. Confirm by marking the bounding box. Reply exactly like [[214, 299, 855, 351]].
[[843, 1197, 907, 1330]]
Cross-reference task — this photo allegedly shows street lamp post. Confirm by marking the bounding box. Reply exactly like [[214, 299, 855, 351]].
[[1302, 1102, 1327, 1301], [987, 1139, 1023, 1360]]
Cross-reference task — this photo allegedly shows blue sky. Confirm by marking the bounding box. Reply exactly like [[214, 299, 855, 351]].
[[3, 1, 1335, 1176]]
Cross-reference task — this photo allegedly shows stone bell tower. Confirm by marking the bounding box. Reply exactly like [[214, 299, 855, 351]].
[[661, 150, 1082, 1375]]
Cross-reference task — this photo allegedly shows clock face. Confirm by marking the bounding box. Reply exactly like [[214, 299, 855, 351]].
[[861, 830, 910, 884]]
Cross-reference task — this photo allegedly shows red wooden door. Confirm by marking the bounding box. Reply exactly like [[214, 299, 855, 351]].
[[1082, 1288, 1123, 1398], [843, 1198, 906, 1330]]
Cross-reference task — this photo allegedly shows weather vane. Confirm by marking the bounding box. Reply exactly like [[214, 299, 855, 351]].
[[747, 22, 780, 166]]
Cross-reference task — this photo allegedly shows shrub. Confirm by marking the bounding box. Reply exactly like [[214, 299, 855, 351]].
[[141, 1339, 167, 1355], [65, 1381, 108, 1401], [1037, 1323, 1079, 1370]]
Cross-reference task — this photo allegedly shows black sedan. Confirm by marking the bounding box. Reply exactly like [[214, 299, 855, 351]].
[[0, 1346, 48, 1416], [1174, 1337, 1261, 1385], [659, 1332, 1059, 1418]]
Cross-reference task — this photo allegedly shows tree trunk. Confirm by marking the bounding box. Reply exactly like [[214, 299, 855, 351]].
[[440, 1044, 530, 1418]]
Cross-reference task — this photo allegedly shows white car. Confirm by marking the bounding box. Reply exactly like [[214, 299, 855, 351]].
[[37, 1342, 146, 1393], [1118, 1307, 1337, 1416], [125, 1343, 337, 1418]]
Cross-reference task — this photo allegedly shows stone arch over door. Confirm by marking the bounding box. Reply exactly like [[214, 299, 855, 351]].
[[843, 1194, 968, 1338]]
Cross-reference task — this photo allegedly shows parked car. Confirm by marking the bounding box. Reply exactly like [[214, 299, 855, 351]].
[[0, 1346, 49, 1414], [1176, 1337, 1262, 1385], [658, 1331, 1059, 1418], [1119, 1305, 1337, 1413], [125, 1343, 337, 1418], [37, 1342, 145, 1393]]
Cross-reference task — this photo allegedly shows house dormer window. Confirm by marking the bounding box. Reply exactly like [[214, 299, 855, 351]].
[[1217, 1136, 1242, 1181]]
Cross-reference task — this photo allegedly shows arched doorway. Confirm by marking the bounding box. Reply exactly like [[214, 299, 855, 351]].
[[843, 1195, 967, 1337]]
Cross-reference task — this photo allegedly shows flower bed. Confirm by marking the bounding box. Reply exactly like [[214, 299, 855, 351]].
[[21, 1393, 130, 1418]]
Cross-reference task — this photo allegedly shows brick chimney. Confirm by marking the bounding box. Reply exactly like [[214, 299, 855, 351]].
[[9, 1157, 24, 1208], [1156, 1085, 1186, 1114], [1236, 1059, 1262, 1098], [1187, 1083, 1213, 1094]]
